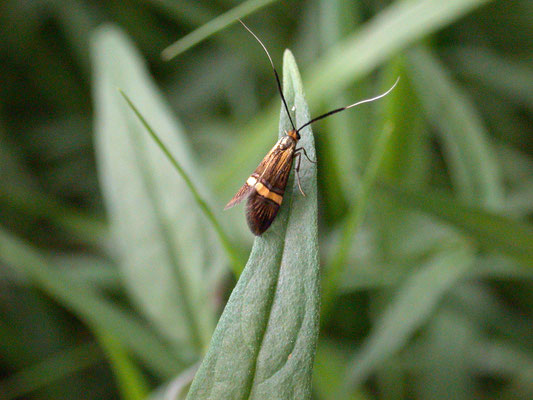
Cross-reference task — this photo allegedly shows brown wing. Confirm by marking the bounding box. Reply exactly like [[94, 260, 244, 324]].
[[225, 136, 296, 235], [224, 182, 253, 210], [253, 136, 296, 195], [246, 137, 296, 235], [225, 136, 296, 209]]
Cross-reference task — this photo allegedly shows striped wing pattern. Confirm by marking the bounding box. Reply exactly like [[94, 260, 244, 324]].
[[225, 135, 297, 235]]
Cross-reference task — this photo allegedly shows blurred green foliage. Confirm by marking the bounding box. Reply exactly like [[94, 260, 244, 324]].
[[0, 0, 532, 399]]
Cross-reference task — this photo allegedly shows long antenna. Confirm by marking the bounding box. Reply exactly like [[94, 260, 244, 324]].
[[238, 19, 297, 131], [297, 77, 400, 133]]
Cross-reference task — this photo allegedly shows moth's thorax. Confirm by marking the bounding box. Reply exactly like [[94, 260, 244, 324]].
[[279, 134, 297, 150]]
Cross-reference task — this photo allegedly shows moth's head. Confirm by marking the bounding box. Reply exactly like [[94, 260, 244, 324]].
[[287, 129, 300, 141]]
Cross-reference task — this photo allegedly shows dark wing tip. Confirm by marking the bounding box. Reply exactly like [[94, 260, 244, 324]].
[[246, 193, 280, 235]]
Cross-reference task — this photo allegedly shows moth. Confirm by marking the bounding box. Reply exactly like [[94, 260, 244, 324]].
[[225, 20, 399, 235]]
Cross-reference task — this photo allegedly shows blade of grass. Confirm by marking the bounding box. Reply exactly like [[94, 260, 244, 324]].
[[452, 283, 533, 348], [186, 50, 319, 400], [156, 363, 198, 400], [469, 339, 533, 381], [345, 246, 474, 387], [316, 0, 362, 206], [0, 227, 185, 378], [142, 0, 215, 27], [322, 123, 394, 319], [314, 340, 371, 400], [378, 59, 431, 186], [96, 330, 150, 400], [448, 46, 533, 110], [0, 342, 102, 400], [119, 90, 245, 276], [1, 255, 120, 291], [162, 0, 279, 60], [380, 182, 533, 265], [51, 255, 120, 291], [414, 311, 475, 400], [469, 254, 533, 281], [407, 47, 504, 209], [305, 0, 493, 100], [0, 182, 107, 248]]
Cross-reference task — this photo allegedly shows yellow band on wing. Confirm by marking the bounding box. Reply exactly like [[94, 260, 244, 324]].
[[246, 176, 283, 205]]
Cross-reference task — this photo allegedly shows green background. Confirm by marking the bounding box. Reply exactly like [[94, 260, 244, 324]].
[[1, 0, 532, 399]]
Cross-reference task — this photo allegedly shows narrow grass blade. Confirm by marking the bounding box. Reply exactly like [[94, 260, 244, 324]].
[[378, 59, 431, 186], [449, 46, 533, 110], [0, 228, 184, 378], [345, 246, 474, 387], [322, 123, 394, 319], [304, 0, 493, 101], [91, 24, 222, 353], [414, 311, 476, 400], [96, 330, 150, 400], [0, 131, 107, 245], [186, 50, 319, 400], [162, 0, 278, 60], [469, 340, 533, 381], [316, 0, 363, 204], [50, 255, 120, 291], [381, 182, 533, 264], [141, 0, 214, 27], [313, 340, 369, 400], [408, 47, 504, 209], [0, 342, 102, 400], [470, 255, 533, 281], [156, 363, 198, 400], [119, 90, 244, 276]]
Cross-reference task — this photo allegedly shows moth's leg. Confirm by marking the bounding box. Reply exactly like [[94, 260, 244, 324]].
[[294, 147, 316, 164], [293, 152, 306, 197]]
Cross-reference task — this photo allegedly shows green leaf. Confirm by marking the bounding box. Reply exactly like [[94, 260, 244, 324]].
[[0, 227, 183, 378], [161, 0, 279, 60], [91, 24, 222, 353], [345, 246, 475, 387], [186, 50, 320, 400], [407, 47, 504, 209]]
